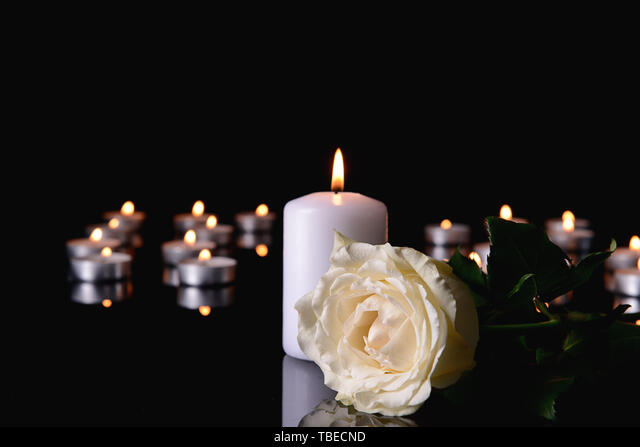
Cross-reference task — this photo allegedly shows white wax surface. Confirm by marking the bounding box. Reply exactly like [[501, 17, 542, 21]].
[[282, 191, 387, 360]]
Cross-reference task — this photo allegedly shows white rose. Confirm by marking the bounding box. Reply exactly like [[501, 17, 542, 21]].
[[295, 232, 479, 417]]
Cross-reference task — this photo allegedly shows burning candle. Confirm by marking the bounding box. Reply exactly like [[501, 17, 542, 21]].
[[424, 219, 471, 247], [66, 228, 122, 259], [499, 204, 529, 224], [177, 248, 238, 286], [69, 246, 132, 282], [235, 203, 277, 232], [103, 201, 146, 232], [545, 210, 590, 233], [613, 258, 640, 297], [162, 229, 216, 265], [282, 148, 388, 360], [546, 211, 594, 254], [174, 201, 213, 236], [195, 215, 234, 246]]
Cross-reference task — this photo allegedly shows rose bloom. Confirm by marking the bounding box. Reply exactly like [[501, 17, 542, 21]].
[[296, 232, 479, 416]]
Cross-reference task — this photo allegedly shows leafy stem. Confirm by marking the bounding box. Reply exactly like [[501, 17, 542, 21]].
[[480, 319, 561, 335]]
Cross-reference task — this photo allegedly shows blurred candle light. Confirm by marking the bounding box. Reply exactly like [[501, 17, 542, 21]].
[[423, 218, 470, 259], [176, 247, 237, 286], [103, 201, 146, 232], [195, 214, 234, 246], [545, 210, 590, 233], [162, 228, 215, 266], [612, 257, 640, 297], [67, 226, 121, 259], [547, 209, 594, 255], [235, 203, 276, 233], [174, 200, 213, 236], [256, 244, 269, 257], [102, 299, 113, 308], [499, 204, 528, 223]]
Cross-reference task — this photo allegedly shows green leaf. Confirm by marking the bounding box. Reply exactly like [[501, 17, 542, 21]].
[[530, 376, 575, 420], [486, 217, 572, 302], [547, 239, 617, 298], [448, 248, 488, 307]]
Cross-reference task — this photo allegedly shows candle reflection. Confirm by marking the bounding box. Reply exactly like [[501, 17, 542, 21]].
[[70, 280, 132, 305], [176, 284, 235, 310]]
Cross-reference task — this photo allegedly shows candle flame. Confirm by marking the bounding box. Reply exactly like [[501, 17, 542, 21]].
[[101, 247, 112, 257], [206, 215, 218, 228], [562, 214, 575, 232], [255, 244, 269, 257], [256, 204, 269, 217], [198, 249, 212, 261], [90, 228, 103, 241], [499, 204, 512, 221], [192, 200, 205, 217], [469, 251, 482, 268], [630, 235, 640, 250], [102, 299, 113, 308], [331, 148, 344, 193], [121, 201, 135, 215], [184, 229, 196, 245], [440, 219, 453, 230], [198, 305, 211, 316], [108, 218, 120, 229], [562, 210, 575, 222]]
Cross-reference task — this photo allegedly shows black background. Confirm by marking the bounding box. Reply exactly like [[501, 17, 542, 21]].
[[3, 27, 639, 434]]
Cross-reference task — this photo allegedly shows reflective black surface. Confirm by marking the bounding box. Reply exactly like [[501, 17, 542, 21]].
[[3, 211, 639, 428]]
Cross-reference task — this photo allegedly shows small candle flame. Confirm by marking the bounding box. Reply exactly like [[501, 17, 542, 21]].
[[256, 244, 269, 257], [440, 219, 453, 230], [192, 200, 205, 217], [102, 299, 113, 308], [108, 218, 120, 229], [630, 235, 640, 250], [331, 148, 344, 193], [206, 215, 218, 229], [101, 247, 112, 257], [184, 229, 196, 245], [499, 204, 512, 221], [198, 305, 211, 316], [562, 210, 575, 222], [198, 249, 212, 261], [121, 201, 135, 215], [562, 213, 575, 232], [256, 204, 269, 217], [469, 251, 482, 268], [90, 228, 103, 241]]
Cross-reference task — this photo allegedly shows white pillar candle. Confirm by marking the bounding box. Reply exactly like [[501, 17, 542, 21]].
[[282, 149, 388, 360]]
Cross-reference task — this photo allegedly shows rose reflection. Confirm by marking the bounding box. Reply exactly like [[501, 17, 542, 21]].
[[281, 355, 417, 428], [299, 399, 417, 428]]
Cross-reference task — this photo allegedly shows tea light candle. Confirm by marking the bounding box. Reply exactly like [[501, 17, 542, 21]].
[[606, 235, 640, 271], [613, 258, 640, 297], [545, 211, 590, 233], [283, 149, 388, 360], [66, 228, 122, 259], [195, 215, 234, 246], [162, 229, 216, 265], [174, 200, 213, 235], [424, 219, 471, 246], [86, 217, 133, 245], [499, 204, 529, 224], [177, 249, 237, 286], [69, 247, 132, 282], [235, 203, 277, 232], [103, 201, 146, 232]]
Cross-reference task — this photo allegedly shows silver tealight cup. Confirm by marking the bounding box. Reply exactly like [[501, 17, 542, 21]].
[[235, 204, 276, 232], [69, 249, 132, 282], [177, 255, 237, 286]]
